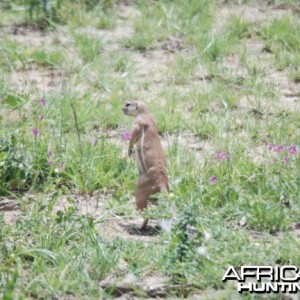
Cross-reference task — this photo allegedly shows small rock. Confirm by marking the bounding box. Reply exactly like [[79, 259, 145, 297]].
[[238, 216, 247, 227]]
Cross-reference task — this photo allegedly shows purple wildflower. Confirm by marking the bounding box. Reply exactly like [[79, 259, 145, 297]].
[[267, 143, 274, 150], [210, 176, 218, 185], [40, 115, 44, 122], [216, 151, 229, 161], [121, 131, 132, 142], [287, 145, 298, 155], [41, 98, 46, 106], [274, 145, 284, 153], [32, 128, 39, 137], [47, 150, 52, 158], [47, 161, 53, 166], [282, 157, 289, 164]]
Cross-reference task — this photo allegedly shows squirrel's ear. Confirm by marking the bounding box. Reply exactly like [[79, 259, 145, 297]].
[[135, 102, 139, 109]]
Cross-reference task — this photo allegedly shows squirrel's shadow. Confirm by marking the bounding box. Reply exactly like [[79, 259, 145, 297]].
[[119, 223, 161, 236]]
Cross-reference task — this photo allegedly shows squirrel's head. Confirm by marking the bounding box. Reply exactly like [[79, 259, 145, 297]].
[[122, 101, 148, 117]]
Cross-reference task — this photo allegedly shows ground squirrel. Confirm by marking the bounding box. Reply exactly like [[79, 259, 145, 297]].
[[122, 101, 169, 230]]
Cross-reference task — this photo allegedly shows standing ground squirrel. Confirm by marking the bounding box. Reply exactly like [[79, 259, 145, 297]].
[[122, 101, 169, 230]]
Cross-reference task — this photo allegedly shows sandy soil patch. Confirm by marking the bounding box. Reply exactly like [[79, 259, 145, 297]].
[[0, 196, 21, 224], [13, 67, 65, 94], [214, 3, 293, 34]]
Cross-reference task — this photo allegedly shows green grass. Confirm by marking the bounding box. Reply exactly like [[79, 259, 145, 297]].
[[122, 18, 165, 51], [74, 33, 103, 63], [0, 0, 300, 299], [261, 16, 300, 75], [27, 48, 66, 67], [96, 11, 116, 30], [0, 208, 118, 298]]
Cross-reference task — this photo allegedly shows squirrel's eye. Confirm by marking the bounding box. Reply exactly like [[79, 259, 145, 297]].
[[125, 103, 131, 107]]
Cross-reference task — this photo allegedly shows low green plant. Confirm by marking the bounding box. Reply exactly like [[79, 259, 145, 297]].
[[74, 33, 103, 63], [0, 133, 51, 194], [191, 112, 218, 140], [164, 203, 207, 284], [166, 55, 198, 85], [245, 201, 291, 233], [122, 19, 159, 51], [110, 51, 130, 72], [27, 0, 61, 24], [27, 48, 65, 67], [261, 17, 300, 70], [0, 40, 23, 71], [96, 11, 116, 30], [226, 15, 252, 40]]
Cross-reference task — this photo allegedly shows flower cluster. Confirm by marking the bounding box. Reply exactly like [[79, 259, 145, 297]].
[[267, 143, 298, 163], [32, 128, 39, 137], [47, 150, 53, 166], [216, 150, 229, 161], [119, 124, 132, 142], [209, 176, 218, 185], [32, 98, 47, 138], [121, 131, 132, 141], [209, 150, 229, 185], [31, 98, 66, 171], [46, 149, 66, 171]]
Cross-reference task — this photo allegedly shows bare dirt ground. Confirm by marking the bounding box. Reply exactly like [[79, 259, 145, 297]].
[[1, 1, 300, 298], [0, 196, 21, 224]]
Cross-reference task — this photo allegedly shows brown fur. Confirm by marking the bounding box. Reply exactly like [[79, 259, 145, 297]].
[[122, 101, 169, 230]]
